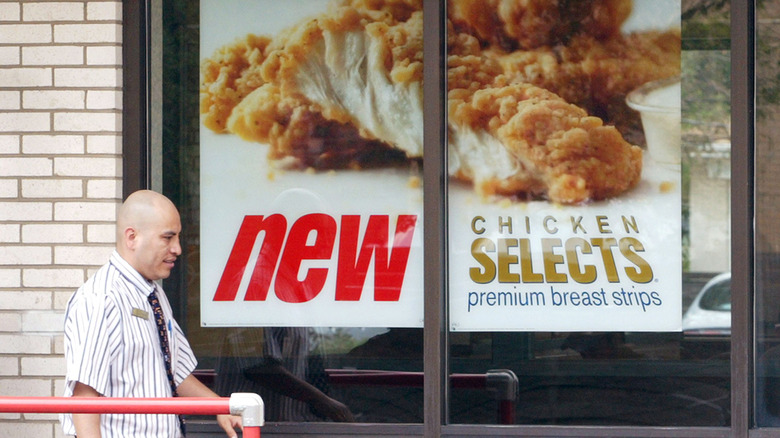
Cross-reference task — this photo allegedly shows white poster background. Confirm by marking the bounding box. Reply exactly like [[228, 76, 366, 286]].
[[199, 0, 424, 327], [448, 0, 683, 332]]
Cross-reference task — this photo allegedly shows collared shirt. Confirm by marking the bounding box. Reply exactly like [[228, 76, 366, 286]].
[[60, 251, 197, 437]]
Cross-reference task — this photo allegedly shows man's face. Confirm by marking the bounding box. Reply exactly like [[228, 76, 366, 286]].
[[131, 207, 182, 281]]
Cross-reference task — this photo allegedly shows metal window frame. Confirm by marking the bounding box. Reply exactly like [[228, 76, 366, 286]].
[[122, 0, 757, 436]]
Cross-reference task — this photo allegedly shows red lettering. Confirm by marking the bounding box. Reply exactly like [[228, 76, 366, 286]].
[[275, 214, 336, 303], [213, 213, 417, 303], [336, 214, 417, 301], [213, 214, 286, 301]]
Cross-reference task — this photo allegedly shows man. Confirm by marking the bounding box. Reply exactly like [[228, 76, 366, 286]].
[[61, 190, 242, 437]]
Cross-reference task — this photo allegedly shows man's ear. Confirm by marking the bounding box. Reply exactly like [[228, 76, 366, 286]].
[[123, 227, 138, 250]]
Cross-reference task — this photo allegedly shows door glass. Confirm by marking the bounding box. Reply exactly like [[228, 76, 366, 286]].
[[446, 0, 731, 426], [755, 0, 780, 427], [162, 0, 425, 423]]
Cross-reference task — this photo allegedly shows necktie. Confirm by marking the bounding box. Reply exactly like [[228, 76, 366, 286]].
[[148, 287, 186, 436]]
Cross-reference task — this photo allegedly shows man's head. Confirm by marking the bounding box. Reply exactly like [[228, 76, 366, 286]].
[[116, 190, 182, 281]]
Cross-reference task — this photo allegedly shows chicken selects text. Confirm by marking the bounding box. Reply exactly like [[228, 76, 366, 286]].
[[468, 214, 654, 285]]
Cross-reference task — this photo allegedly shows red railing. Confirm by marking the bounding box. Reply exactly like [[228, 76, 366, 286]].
[[0, 393, 264, 438]]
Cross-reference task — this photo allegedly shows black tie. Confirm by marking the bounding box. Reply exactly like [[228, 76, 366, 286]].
[[148, 287, 186, 436]]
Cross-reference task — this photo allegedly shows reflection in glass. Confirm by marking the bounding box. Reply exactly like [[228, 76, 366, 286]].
[[755, 0, 780, 428], [446, 0, 731, 426], [162, 0, 426, 424]]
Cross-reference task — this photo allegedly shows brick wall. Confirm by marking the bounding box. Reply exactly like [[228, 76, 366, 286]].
[[0, 2, 122, 437]]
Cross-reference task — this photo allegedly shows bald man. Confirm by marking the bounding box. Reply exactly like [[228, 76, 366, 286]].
[[61, 190, 241, 438]]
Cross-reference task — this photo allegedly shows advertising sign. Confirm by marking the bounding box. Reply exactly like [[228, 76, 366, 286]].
[[199, 0, 424, 327], [448, 0, 683, 332], [199, 0, 683, 332]]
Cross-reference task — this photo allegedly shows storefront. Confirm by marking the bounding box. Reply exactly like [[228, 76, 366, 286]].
[[119, 0, 769, 436]]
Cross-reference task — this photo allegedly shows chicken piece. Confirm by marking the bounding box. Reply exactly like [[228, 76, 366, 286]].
[[448, 30, 642, 204], [497, 29, 682, 145], [200, 34, 272, 133], [449, 81, 642, 204], [448, 0, 632, 51], [200, 4, 423, 169]]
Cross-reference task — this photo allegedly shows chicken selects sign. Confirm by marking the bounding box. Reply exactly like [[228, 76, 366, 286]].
[[199, 0, 682, 331]]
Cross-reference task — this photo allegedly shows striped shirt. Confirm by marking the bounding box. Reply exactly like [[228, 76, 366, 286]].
[[214, 327, 319, 422], [60, 251, 197, 438]]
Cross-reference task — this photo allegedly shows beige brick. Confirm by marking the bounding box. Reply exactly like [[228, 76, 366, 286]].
[[0, 335, 51, 355], [22, 356, 65, 377], [24, 2, 84, 22], [0, 135, 20, 154], [0, 268, 21, 287], [86, 134, 120, 154], [54, 291, 72, 310], [0, 291, 51, 310], [22, 135, 83, 154], [54, 67, 120, 87], [22, 179, 83, 198], [53, 112, 120, 132], [54, 245, 112, 266], [86, 45, 121, 65], [0, 202, 52, 220], [25, 412, 60, 422], [0, 178, 18, 197], [0, 24, 51, 43], [0, 3, 21, 21], [0, 357, 19, 376], [87, 2, 121, 21], [22, 45, 84, 66], [86, 179, 119, 198], [0, 90, 20, 110], [0, 112, 51, 133], [54, 23, 120, 43], [53, 334, 64, 354], [0, 422, 52, 436], [0, 225, 21, 243], [0, 246, 52, 265], [23, 268, 84, 288], [23, 89, 84, 109], [0, 157, 52, 176], [22, 224, 83, 243], [54, 157, 119, 177], [0, 68, 52, 87], [22, 311, 65, 333], [0, 46, 20, 65], [0, 312, 21, 331], [87, 223, 115, 243], [54, 201, 116, 221], [86, 89, 121, 109]]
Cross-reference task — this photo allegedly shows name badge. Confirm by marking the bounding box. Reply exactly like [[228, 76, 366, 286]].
[[132, 308, 149, 320]]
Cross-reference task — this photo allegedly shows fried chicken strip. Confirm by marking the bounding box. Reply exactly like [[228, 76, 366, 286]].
[[448, 30, 642, 204]]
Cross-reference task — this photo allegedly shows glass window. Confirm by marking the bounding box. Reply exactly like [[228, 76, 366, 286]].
[[755, 0, 780, 428], [446, 0, 731, 426], [159, 0, 734, 431], [162, 0, 425, 424]]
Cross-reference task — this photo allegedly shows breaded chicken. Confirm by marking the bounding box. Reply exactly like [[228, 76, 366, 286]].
[[200, 0, 672, 204], [201, 4, 423, 169], [448, 30, 642, 203], [497, 29, 682, 144], [448, 0, 632, 51]]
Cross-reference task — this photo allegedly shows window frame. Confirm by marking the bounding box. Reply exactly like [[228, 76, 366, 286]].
[[121, 0, 756, 436]]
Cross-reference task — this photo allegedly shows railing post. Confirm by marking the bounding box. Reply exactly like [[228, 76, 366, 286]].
[[486, 369, 519, 424], [230, 393, 265, 438]]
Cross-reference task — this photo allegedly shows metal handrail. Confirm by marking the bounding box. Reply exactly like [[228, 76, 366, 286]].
[[0, 393, 264, 437]]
